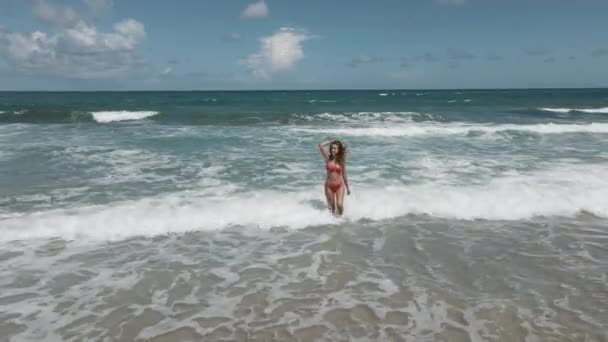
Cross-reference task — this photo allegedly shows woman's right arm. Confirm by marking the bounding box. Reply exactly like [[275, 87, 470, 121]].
[[319, 140, 331, 161]]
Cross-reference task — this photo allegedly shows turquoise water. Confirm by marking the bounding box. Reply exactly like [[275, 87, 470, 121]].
[[1, 89, 607, 340], [2, 89, 608, 227], [1, 88, 608, 124]]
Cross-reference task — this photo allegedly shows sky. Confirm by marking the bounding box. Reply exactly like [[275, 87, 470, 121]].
[[0, 0, 607, 90]]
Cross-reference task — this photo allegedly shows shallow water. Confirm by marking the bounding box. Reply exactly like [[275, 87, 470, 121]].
[[2, 216, 607, 341]]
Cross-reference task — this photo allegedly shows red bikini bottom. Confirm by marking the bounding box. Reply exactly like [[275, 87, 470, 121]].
[[326, 181, 342, 193]]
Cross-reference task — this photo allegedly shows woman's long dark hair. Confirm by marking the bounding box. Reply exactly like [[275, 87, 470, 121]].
[[329, 140, 346, 166]]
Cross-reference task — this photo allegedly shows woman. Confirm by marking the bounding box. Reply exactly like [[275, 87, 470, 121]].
[[319, 140, 351, 216]]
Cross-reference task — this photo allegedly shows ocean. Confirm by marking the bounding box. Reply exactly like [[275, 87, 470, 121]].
[[1, 89, 607, 341]]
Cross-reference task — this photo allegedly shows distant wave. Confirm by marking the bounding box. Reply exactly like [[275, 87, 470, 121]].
[[290, 111, 443, 124], [1, 110, 439, 125], [4, 107, 607, 126], [447, 99, 472, 104], [291, 122, 608, 137], [0, 110, 159, 124], [308, 100, 337, 103], [539, 107, 608, 114], [91, 111, 159, 123]]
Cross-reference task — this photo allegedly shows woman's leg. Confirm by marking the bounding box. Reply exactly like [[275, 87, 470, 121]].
[[324, 183, 336, 214], [335, 183, 346, 216]]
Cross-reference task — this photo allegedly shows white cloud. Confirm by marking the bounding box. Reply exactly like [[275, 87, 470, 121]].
[[162, 66, 172, 75], [243, 27, 311, 80], [114, 19, 145, 44], [33, 0, 81, 28], [0, 2, 147, 80], [436, 0, 465, 6], [241, 0, 269, 19], [85, 0, 113, 15]]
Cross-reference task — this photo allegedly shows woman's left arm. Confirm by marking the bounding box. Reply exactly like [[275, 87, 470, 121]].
[[342, 144, 351, 194], [343, 166, 351, 195]]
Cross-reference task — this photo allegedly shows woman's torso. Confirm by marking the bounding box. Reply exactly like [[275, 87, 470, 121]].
[[325, 160, 343, 183]]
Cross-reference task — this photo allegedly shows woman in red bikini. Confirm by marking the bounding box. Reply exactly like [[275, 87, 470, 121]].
[[319, 140, 351, 216]]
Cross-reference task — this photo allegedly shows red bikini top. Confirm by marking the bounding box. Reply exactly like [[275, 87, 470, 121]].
[[326, 162, 343, 173]]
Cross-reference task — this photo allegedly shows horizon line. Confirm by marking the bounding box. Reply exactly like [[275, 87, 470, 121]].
[[0, 86, 607, 92]]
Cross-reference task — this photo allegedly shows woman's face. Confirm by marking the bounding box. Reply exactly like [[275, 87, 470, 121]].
[[330, 143, 339, 156]]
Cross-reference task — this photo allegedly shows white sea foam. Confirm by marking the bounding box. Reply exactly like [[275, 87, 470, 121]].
[[539, 108, 576, 113], [2, 162, 608, 241], [291, 122, 608, 137], [0, 191, 335, 241], [308, 99, 337, 103], [299, 111, 426, 124], [539, 107, 608, 114], [90, 111, 159, 123]]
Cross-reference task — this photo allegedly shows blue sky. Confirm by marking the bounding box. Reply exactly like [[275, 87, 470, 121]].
[[0, 0, 607, 90]]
